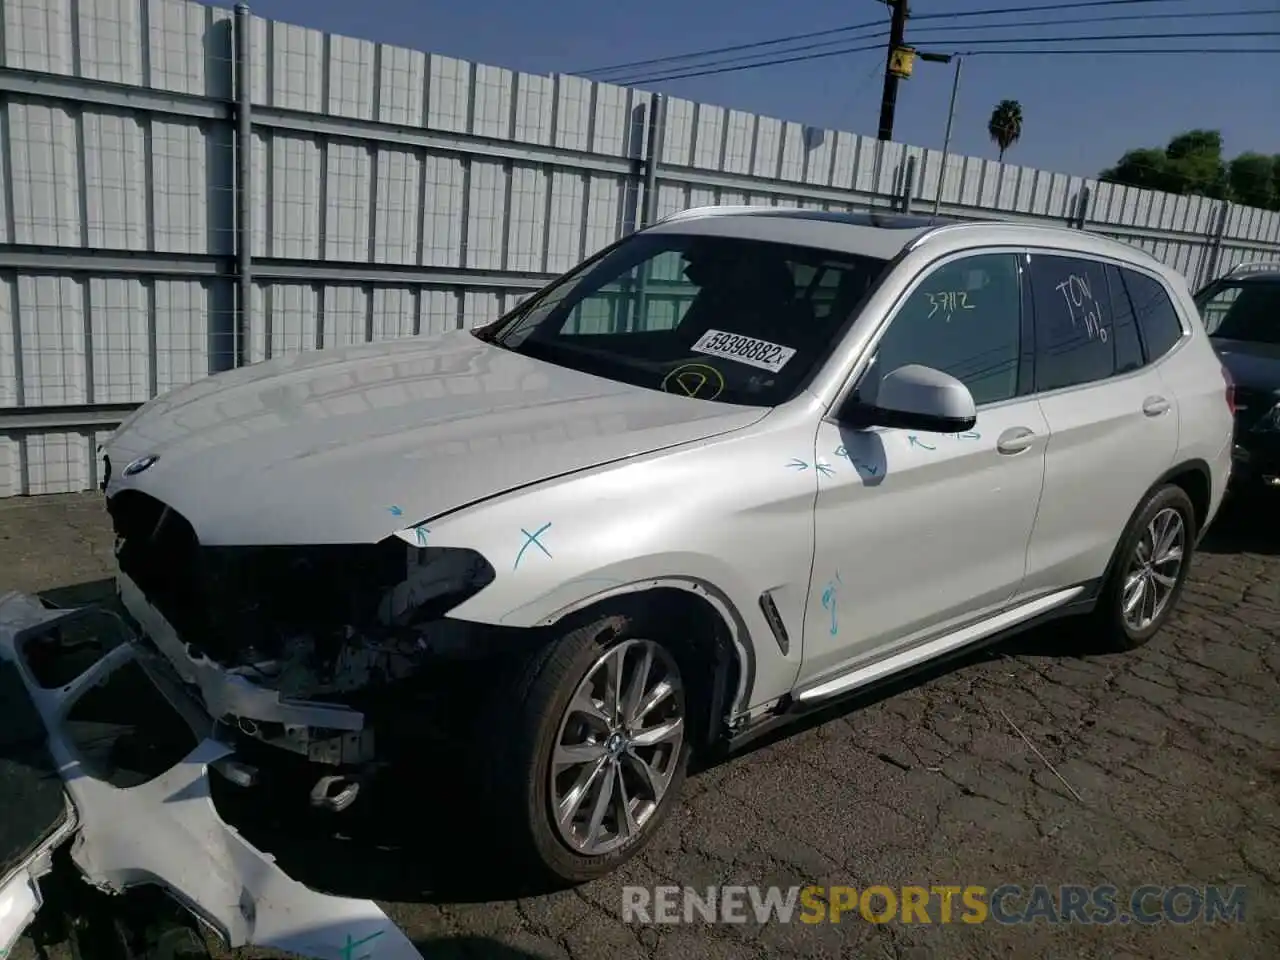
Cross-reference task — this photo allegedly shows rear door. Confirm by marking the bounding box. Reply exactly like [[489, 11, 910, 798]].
[[1019, 253, 1180, 598]]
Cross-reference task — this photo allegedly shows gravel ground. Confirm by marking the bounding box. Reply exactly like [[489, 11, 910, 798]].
[[1, 491, 1276, 960]]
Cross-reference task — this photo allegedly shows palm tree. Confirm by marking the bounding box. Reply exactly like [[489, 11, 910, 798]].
[[987, 100, 1023, 162]]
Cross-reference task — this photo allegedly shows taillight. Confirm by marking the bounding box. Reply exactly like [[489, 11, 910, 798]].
[[1221, 364, 1236, 415]]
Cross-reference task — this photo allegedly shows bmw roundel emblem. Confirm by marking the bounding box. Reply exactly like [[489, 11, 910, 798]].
[[123, 454, 160, 477]]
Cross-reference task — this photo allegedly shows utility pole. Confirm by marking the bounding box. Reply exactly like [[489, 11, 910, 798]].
[[931, 56, 962, 217], [877, 0, 910, 142]]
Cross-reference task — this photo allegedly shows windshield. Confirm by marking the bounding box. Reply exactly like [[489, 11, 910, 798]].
[[478, 232, 891, 406], [1195, 278, 1280, 345]]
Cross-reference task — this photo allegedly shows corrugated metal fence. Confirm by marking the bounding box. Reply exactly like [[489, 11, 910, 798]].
[[1, 0, 1278, 496]]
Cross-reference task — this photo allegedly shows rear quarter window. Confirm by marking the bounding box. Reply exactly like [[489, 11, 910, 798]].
[[1122, 269, 1185, 362]]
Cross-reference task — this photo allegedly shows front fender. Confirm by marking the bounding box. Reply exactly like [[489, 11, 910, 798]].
[[393, 423, 818, 712]]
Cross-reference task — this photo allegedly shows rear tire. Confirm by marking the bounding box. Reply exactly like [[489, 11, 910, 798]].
[[1094, 484, 1197, 651], [478, 614, 692, 885]]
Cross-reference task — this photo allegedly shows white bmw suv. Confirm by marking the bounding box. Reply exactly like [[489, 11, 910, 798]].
[[101, 208, 1234, 884]]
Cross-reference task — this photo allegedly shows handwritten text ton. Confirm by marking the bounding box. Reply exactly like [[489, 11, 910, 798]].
[[1054, 274, 1108, 342]]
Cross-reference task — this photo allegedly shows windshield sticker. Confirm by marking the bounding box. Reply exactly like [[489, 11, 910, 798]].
[[690, 329, 796, 373]]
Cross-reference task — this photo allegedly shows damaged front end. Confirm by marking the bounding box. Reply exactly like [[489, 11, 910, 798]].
[[106, 490, 503, 783]]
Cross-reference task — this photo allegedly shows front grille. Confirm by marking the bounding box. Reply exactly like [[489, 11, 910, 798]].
[[106, 491, 408, 664]]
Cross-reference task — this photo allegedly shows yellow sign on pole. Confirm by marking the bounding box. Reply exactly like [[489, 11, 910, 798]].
[[889, 45, 916, 79]]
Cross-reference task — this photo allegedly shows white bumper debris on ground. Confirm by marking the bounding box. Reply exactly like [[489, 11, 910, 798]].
[[0, 591, 424, 960]]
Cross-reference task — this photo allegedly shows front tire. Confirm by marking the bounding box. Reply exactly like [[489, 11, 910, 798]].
[[1095, 484, 1196, 651], [479, 615, 691, 884]]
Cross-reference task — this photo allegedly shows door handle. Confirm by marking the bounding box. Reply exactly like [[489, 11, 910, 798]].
[[996, 426, 1036, 455], [1143, 396, 1172, 417]]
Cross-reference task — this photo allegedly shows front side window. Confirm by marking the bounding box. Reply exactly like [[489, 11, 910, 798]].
[[1028, 254, 1115, 392], [856, 252, 1024, 407], [1195, 278, 1280, 345], [485, 232, 891, 407]]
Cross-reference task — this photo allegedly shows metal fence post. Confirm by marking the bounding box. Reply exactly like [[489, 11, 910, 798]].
[[900, 154, 917, 213], [1199, 201, 1231, 287], [640, 94, 666, 227], [1073, 184, 1092, 229], [234, 3, 253, 369]]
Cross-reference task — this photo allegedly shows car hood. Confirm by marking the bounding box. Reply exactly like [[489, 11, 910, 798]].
[[1213, 338, 1280, 392], [104, 330, 768, 545]]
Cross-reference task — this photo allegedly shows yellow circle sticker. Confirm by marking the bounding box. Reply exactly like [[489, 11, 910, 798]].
[[661, 363, 726, 401]]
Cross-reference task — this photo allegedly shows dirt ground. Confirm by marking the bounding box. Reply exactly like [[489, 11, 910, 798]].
[[1, 492, 1277, 960]]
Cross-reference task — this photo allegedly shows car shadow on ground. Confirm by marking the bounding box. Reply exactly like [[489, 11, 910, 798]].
[[1197, 492, 1280, 556]]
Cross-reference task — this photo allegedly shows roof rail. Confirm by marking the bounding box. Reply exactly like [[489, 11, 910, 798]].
[[655, 205, 760, 224], [1224, 260, 1280, 279]]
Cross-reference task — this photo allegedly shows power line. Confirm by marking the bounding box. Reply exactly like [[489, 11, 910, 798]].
[[575, 0, 1195, 78], [960, 46, 1280, 55], [599, 30, 890, 87], [909, 0, 1233, 22], [926, 8, 1280, 33], [571, 17, 886, 78], [621, 42, 888, 86], [620, 35, 1280, 86], [598, 29, 888, 86], [598, 9, 1277, 86], [910, 29, 1280, 48]]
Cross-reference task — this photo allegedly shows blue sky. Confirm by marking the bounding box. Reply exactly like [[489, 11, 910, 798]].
[[243, 0, 1280, 177]]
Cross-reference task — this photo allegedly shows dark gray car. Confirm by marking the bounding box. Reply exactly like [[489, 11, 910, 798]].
[[1196, 262, 1280, 492]]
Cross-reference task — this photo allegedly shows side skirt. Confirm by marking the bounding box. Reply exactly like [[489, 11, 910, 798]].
[[724, 581, 1100, 754]]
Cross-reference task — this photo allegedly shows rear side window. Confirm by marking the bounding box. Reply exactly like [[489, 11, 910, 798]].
[[1122, 269, 1185, 361], [1196, 280, 1280, 344], [1105, 264, 1145, 375], [1028, 255, 1114, 392]]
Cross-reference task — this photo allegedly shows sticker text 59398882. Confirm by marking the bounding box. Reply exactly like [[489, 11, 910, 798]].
[[690, 329, 797, 374]]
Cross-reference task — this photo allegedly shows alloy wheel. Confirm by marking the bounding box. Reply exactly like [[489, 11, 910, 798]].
[[1122, 506, 1186, 632], [548, 638, 685, 856]]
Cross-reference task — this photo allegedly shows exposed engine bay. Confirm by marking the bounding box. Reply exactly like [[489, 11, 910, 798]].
[[105, 488, 501, 773]]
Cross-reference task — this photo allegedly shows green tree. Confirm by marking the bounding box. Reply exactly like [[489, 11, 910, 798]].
[[987, 100, 1023, 162], [1164, 130, 1228, 199], [1228, 152, 1276, 210], [1099, 148, 1173, 193], [1100, 129, 1279, 210]]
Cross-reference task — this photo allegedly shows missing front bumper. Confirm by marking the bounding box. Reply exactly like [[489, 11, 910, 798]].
[[118, 572, 377, 765]]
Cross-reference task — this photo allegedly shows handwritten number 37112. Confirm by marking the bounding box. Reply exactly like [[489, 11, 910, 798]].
[[927, 291, 975, 320]]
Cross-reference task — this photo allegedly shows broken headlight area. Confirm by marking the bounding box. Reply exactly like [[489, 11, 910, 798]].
[[108, 489, 494, 665], [107, 490, 507, 766]]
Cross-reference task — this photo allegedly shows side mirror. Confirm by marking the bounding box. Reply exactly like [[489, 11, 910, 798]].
[[843, 364, 977, 433]]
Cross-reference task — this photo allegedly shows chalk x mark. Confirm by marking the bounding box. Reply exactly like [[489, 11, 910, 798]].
[[821, 572, 843, 636], [339, 930, 385, 960], [515, 522, 553, 571], [834, 446, 879, 476]]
